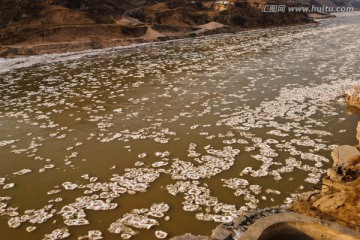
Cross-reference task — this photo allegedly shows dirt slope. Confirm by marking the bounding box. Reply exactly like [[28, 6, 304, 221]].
[[0, 0, 312, 57]]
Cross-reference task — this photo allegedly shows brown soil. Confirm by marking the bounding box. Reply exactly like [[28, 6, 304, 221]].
[[0, 0, 313, 57]]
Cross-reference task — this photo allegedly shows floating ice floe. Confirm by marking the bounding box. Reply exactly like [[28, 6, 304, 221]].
[[222, 178, 249, 189], [62, 182, 78, 190], [0, 140, 18, 147], [47, 189, 61, 195], [267, 130, 289, 137], [147, 203, 170, 218], [155, 151, 170, 158], [45, 164, 55, 169], [23, 206, 55, 224], [3, 183, 15, 190], [167, 180, 246, 222], [13, 169, 32, 176], [171, 146, 240, 180], [304, 172, 322, 184], [8, 217, 21, 228], [43, 228, 70, 240], [86, 199, 117, 211], [113, 108, 123, 113], [120, 213, 159, 229], [155, 231, 168, 239], [64, 218, 89, 226], [237, 139, 249, 144], [138, 153, 147, 159], [26, 226, 37, 232], [196, 213, 235, 223], [78, 230, 103, 240], [0, 178, 5, 185], [68, 152, 78, 159], [100, 133, 123, 143], [152, 161, 168, 168], [108, 202, 169, 238], [108, 222, 138, 236], [265, 189, 281, 195], [249, 185, 262, 195]]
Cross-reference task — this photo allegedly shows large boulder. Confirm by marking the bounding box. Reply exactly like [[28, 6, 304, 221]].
[[331, 145, 360, 166], [211, 224, 233, 240]]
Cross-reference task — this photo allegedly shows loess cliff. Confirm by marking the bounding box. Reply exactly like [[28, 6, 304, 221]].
[[0, 0, 313, 56]]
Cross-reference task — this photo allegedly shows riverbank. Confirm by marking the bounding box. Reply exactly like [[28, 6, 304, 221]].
[[171, 87, 360, 240], [0, 22, 234, 57], [291, 87, 360, 232], [0, 21, 314, 58], [0, 0, 314, 57]]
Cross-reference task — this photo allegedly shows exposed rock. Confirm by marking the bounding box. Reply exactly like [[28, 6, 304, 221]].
[[0, 0, 313, 57], [292, 124, 360, 232], [357, 122, 360, 146], [331, 145, 360, 166], [239, 212, 360, 240], [345, 86, 360, 109], [211, 224, 233, 240], [182, 208, 289, 240], [170, 233, 211, 240], [326, 167, 342, 182]]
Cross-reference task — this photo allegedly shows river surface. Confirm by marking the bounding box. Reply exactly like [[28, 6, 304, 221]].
[[0, 12, 360, 240]]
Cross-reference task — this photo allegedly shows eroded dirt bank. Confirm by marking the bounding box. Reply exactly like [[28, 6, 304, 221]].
[[0, 0, 313, 57]]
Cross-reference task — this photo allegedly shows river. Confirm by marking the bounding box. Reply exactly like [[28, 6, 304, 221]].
[[0, 12, 360, 240]]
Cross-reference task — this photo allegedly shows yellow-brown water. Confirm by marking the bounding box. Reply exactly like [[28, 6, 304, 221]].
[[0, 12, 360, 240]]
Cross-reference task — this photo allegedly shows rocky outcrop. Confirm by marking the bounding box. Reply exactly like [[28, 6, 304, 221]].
[[0, 0, 314, 57], [330, 145, 360, 166], [210, 208, 291, 240], [170, 124, 360, 240], [292, 122, 360, 232], [345, 86, 360, 109], [357, 122, 360, 146], [171, 208, 289, 240], [239, 212, 360, 240], [170, 233, 211, 240]]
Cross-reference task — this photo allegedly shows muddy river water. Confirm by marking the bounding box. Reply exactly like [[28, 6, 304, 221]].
[[0, 12, 360, 240]]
